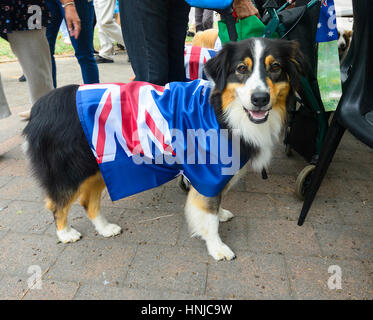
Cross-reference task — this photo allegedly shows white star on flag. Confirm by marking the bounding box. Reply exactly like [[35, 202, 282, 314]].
[[317, 22, 322, 28], [328, 31, 334, 37]]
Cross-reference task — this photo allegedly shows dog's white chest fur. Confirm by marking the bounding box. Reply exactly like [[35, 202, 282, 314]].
[[224, 100, 282, 172]]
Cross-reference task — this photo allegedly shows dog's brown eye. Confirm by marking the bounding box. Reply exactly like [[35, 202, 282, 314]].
[[269, 63, 281, 73], [236, 64, 249, 74]]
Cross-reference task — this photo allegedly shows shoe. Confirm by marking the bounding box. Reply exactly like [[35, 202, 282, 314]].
[[117, 43, 126, 51], [18, 75, 26, 82], [95, 55, 114, 63], [18, 110, 31, 120]]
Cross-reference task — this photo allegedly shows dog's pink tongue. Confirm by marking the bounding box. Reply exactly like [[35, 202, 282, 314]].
[[250, 111, 267, 119]]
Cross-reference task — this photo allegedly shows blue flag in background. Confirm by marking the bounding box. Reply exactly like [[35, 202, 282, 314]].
[[316, 0, 338, 42]]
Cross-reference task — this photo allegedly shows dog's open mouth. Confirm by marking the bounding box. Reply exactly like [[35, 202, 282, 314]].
[[244, 109, 270, 124]]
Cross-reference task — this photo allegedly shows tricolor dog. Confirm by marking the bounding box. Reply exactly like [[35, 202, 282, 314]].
[[23, 38, 304, 260], [337, 27, 352, 61]]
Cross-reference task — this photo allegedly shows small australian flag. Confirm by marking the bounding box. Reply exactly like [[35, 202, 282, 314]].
[[316, 0, 339, 42]]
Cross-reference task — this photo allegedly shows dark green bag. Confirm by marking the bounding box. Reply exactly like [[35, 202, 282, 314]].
[[218, 15, 278, 44]]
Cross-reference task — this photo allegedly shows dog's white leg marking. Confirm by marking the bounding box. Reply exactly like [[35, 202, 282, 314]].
[[218, 207, 234, 222], [56, 226, 82, 243], [91, 213, 121, 237], [185, 192, 235, 261]]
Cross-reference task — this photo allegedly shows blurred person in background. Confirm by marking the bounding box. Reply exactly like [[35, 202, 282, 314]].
[[195, 8, 214, 32], [118, 0, 191, 85], [46, 0, 99, 87], [0, 0, 54, 119], [94, 0, 125, 63]]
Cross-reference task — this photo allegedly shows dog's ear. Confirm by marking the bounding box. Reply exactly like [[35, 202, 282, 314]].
[[285, 40, 306, 92], [204, 42, 234, 92], [345, 30, 353, 38]]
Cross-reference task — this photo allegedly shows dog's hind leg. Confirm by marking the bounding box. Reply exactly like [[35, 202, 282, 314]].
[[46, 196, 82, 243], [79, 172, 122, 238], [185, 186, 235, 261]]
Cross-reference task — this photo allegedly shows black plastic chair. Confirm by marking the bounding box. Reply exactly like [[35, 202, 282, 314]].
[[298, 0, 373, 226]]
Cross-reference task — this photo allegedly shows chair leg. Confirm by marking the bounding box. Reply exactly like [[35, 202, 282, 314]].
[[297, 119, 346, 226]]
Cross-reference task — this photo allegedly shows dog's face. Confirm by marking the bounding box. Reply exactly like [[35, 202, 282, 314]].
[[337, 29, 352, 59], [205, 38, 304, 128]]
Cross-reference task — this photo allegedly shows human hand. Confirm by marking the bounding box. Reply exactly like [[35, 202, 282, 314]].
[[233, 0, 259, 20], [61, 2, 81, 39]]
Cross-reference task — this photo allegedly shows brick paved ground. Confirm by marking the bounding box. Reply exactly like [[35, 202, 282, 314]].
[[0, 53, 372, 300]]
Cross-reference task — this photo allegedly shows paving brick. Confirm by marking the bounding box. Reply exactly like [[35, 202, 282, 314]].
[[325, 161, 373, 181], [360, 259, 373, 278], [0, 157, 10, 171], [247, 219, 322, 256], [342, 200, 373, 225], [0, 198, 12, 231], [245, 173, 297, 195], [267, 157, 307, 177], [1, 144, 27, 160], [47, 238, 136, 286], [115, 210, 182, 246], [286, 255, 373, 299], [0, 176, 13, 191], [274, 194, 344, 225], [0, 276, 30, 300], [101, 187, 163, 210], [0, 232, 64, 277], [0, 134, 24, 155], [0, 229, 8, 241], [334, 147, 373, 164], [313, 223, 373, 259], [0, 176, 44, 202], [124, 245, 208, 295], [0, 159, 29, 177], [221, 191, 278, 219], [74, 284, 206, 300], [206, 252, 291, 299], [23, 280, 80, 300], [156, 188, 187, 212], [317, 178, 373, 201], [0, 200, 53, 234]]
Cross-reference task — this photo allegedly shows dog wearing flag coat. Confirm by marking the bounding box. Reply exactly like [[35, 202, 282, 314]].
[[23, 38, 304, 260]]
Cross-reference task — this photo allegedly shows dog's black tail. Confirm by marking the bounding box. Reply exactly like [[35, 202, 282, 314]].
[[23, 85, 99, 207]]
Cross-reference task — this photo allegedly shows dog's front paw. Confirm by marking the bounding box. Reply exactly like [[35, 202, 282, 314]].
[[207, 241, 236, 261], [97, 223, 122, 237], [57, 227, 82, 243], [218, 208, 234, 222]]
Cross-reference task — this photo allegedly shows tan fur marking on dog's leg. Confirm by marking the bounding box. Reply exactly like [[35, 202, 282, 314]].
[[185, 187, 235, 261], [46, 193, 78, 232], [45, 197, 56, 212], [79, 172, 122, 238], [51, 192, 82, 243], [79, 172, 105, 220]]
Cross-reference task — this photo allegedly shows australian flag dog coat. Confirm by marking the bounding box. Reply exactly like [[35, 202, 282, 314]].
[[76, 79, 249, 201]]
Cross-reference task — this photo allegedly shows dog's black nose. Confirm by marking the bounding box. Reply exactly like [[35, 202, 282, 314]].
[[251, 92, 270, 107]]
